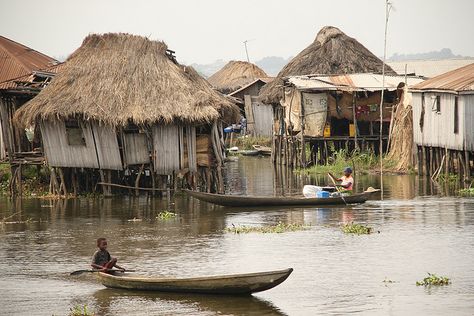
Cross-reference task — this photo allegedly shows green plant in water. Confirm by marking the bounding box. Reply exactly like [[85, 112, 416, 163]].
[[436, 173, 459, 184], [226, 222, 307, 234], [416, 273, 451, 286], [69, 304, 94, 316], [341, 222, 373, 235], [157, 210, 177, 220], [459, 187, 474, 196]]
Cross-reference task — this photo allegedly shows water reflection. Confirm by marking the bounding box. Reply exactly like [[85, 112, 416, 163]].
[[1, 157, 474, 315], [93, 288, 287, 316]]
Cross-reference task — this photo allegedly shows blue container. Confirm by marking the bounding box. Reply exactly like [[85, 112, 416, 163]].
[[317, 191, 330, 198]]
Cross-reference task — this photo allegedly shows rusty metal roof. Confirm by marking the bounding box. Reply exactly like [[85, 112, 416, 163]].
[[411, 63, 474, 93], [0, 35, 58, 85], [287, 73, 424, 92], [0, 63, 64, 90]]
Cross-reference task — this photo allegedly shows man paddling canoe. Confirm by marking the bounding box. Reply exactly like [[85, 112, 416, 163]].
[[303, 167, 353, 198], [91, 237, 125, 273]]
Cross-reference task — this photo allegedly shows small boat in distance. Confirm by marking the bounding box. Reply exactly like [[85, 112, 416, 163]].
[[253, 145, 272, 156], [98, 268, 293, 295], [184, 189, 379, 207]]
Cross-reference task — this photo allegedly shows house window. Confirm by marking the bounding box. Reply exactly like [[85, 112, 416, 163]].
[[454, 96, 459, 134], [65, 119, 86, 146], [432, 95, 441, 113]]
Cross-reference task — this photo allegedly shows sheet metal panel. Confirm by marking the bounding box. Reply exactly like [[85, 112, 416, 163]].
[[153, 125, 180, 175], [123, 132, 150, 166], [412, 92, 465, 150], [40, 120, 99, 168], [91, 122, 123, 170]]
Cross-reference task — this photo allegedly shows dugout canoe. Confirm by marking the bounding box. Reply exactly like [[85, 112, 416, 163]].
[[184, 189, 379, 207], [98, 268, 293, 295]]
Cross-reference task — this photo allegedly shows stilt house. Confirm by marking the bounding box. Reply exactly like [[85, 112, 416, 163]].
[[208, 61, 274, 137], [411, 63, 474, 180], [14, 33, 237, 195]]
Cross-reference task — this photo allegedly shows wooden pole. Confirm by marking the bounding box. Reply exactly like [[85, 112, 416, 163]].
[[300, 92, 306, 168]]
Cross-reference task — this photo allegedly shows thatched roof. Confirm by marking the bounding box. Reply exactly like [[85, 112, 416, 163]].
[[259, 26, 396, 104], [208, 60, 269, 94], [15, 33, 237, 127]]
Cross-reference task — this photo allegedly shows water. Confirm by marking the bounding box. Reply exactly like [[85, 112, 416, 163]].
[[1, 156, 473, 315]]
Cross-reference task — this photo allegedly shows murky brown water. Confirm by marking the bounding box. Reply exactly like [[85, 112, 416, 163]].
[[1, 157, 473, 315]]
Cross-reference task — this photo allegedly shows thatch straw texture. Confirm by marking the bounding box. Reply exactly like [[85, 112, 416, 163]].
[[15, 33, 237, 127], [259, 26, 396, 104], [208, 61, 268, 94]]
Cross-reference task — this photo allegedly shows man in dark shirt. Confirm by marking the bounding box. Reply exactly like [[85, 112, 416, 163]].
[[91, 237, 125, 272]]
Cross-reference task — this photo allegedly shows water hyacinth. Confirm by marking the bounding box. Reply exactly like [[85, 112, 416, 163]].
[[225, 222, 307, 234], [341, 223, 373, 235], [416, 273, 451, 286], [157, 210, 177, 220]]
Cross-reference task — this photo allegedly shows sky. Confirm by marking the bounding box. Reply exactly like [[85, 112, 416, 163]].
[[1, 0, 473, 65]]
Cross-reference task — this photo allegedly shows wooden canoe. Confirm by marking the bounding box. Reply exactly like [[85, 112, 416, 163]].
[[253, 145, 272, 155], [185, 190, 377, 207], [98, 268, 293, 295]]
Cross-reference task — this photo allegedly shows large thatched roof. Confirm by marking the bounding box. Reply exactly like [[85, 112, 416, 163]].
[[208, 60, 268, 94], [259, 26, 396, 104], [15, 33, 237, 127]]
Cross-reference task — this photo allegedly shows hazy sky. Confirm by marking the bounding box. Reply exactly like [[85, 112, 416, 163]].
[[1, 0, 473, 64]]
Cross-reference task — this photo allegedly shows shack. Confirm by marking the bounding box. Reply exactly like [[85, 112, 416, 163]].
[[258, 26, 398, 167], [209, 61, 274, 137], [279, 73, 424, 167], [0, 35, 58, 163], [14, 33, 238, 196], [411, 63, 474, 180]]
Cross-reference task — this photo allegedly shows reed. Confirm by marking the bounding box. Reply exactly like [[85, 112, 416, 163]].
[[341, 223, 373, 235]]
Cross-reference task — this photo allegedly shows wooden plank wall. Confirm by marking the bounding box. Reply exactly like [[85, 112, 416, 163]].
[[412, 92, 465, 150], [123, 133, 150, 166], [91, 122, 123, 170], [153, 125, 180, 175], [40, 120, 99, 168], [0, 98, 14, 159]]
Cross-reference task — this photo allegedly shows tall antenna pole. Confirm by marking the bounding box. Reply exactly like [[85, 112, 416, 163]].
[[243, 40, 250, 62], [379, 0, 392, 200]]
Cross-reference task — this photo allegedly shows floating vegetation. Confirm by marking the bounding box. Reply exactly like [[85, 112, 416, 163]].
[[157, 210, 177, 220], [69, 304, 94, 316], [459, 187, 474, 196], [226, 222, 307, 234], [341, 222, 373, 235], [416, 273, 451, 286], [382, 277, 397, 283]]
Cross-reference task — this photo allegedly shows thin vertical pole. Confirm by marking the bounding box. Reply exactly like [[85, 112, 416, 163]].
[[379, 0, 392, 200]]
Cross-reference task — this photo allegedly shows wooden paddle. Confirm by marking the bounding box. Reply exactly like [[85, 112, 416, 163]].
[[70, 269, 135, 276], [327, 173, 348, 206]]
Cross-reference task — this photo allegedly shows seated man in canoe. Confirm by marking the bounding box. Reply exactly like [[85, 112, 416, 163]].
[[91, 237, 125, 273], [303, 167, 353, 198]]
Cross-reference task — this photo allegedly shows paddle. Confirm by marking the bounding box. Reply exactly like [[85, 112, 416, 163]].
[[70, 269, 135, 276], [327, 173, 348, 206]]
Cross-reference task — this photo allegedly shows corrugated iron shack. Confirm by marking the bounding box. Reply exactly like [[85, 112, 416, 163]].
[[275, 73, 424, 167], [411, 63, 474, 180]]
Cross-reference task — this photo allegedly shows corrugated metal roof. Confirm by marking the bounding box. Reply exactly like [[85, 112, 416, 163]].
[[0, 36, 58, 84], [411, 63, 474, 92], [228, 77, 274, 97], [0, 63, 64, 90], [388, 59, 474, 78], [287, 73, 424, 92]]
